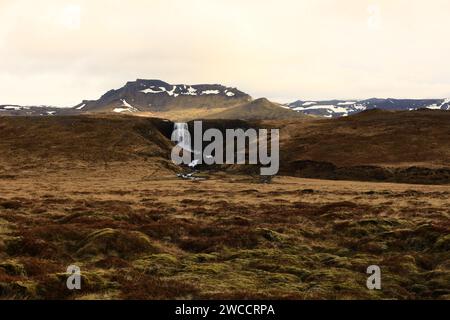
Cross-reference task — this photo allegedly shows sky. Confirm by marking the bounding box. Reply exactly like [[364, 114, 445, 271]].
[[1, 0, 450, 107]]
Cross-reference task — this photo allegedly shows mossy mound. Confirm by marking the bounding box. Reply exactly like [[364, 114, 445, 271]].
[[133, 253, 181, 276], [77, 228, 162, 258], [0, 260, 27, 276], [434, 235, 450, 251], [36, 271, 114, 299], [0, 281, 38, 299]]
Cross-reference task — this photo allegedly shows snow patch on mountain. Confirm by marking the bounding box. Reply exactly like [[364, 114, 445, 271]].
[[3, 106, 22, 110], [426, 98, 450, 110], [201, 90, 220, 95], [166, 86, 178, 97], [138, 84, 240, 98], [293, 105, 349, 113], [114, 99, 138, 113], [181, 86, 198, 96], [287, 98, 450, 118], [140, 87, 165, 94]]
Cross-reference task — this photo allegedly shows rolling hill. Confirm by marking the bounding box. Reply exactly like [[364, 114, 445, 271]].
[[0, 109, 449, 184], [274, 109, 450, 183], [204, 98, 305, 120], [0, 115, 177, 173]]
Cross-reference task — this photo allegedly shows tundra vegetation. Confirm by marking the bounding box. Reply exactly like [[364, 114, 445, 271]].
[[0, 114, 449, 300], [0, 168, 449, 300]]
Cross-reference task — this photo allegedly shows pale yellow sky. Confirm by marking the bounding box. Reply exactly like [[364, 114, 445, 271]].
[[1, 0, 450, 106]]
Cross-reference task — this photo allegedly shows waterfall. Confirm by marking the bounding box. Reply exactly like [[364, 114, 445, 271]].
[[173, 122, 191, 152]]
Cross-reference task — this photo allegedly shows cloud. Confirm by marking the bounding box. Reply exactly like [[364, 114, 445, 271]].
[[0, 0, 449, 106], [367, 4, 382, 31], [57, 4, 82, 30]]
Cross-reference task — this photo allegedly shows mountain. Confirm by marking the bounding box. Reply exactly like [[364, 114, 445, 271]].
[[0, 105, 76, 116], [287, 98, 450, 118], [2, 79, 449, 120], [73, 79, 252, 114], [204, 98, 305, 120], [0, 79, 305, 120]]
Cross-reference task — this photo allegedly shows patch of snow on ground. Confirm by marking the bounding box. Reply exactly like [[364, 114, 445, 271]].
[[225, 91, 235, 97], [302, 102, 317, 106], [188, 159, 199, 168], [76, 104, 86, 110], [337, 101, 356, 105]]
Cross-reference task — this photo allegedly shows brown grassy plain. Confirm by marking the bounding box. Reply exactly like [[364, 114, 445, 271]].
[[0, 165, 449, 300], [0, 113, 448, 300]]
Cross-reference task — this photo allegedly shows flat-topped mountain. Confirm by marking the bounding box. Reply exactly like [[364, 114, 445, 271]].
[[73, 79, 252, 114]]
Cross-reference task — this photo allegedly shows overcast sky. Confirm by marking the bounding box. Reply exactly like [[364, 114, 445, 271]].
[[1, 0, 450, 106]]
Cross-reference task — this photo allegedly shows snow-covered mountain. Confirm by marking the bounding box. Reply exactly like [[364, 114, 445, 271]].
[[287, 98, 450, 118], [1, 80, 449, 119], [0, 104, 76, 116], [72, 79, 252, 113]]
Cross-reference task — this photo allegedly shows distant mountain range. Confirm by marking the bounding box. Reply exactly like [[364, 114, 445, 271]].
[[286, 98, 450, 118], [0, 79, 449, 119], [0, 105, 72, 116]]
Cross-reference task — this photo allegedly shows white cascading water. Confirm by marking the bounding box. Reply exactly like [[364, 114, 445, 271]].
[[173, 122, 191, 152]]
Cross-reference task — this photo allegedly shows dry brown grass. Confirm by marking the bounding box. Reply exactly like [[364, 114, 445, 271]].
[[0, 113, 449, 300], [0, 166, 449, 300]]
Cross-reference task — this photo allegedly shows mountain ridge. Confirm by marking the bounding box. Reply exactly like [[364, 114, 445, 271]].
[[73, 79, 252, 114], [287, 97, 450, 118], [1, 79, 450, 119]]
